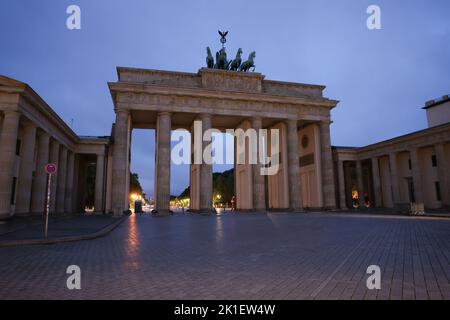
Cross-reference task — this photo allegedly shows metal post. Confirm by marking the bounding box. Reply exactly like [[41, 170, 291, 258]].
[[44, 173, 51, 238]]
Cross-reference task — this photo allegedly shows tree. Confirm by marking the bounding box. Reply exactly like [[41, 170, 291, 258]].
[[178, 168, 234, 204], [130, 172, 143, 194]]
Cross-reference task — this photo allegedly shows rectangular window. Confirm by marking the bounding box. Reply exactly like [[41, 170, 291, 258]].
[[408, 159, 412, 170], [10, 177, 17, 205], [16, 139, 21, 156], [431, 155, 437, 167], [435, 182, 441, 201]]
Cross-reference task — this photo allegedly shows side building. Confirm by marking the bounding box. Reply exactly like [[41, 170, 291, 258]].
[[0, 76, 110, 219], [333, 95, 450, 211]]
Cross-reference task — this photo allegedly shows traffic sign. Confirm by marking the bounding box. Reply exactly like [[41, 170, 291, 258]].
[[45, 163, 57, 175]]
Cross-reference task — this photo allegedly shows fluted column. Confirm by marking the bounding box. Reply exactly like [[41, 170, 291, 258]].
[[56, 146, 68, 213], [434, 144, 449, 206], [15, 123, 37, 214], [389, 152, 400, 205], [94, 153, 105, 212], [112, 109, 130, 216], [48, 140, 60, 213], [199, 113, 213, 213], [286, 119, 302, 211], [65, 151, 75, 213], [356, 160, 365, 208], [31, 132, 50, 214], [154, 112, 171, 214], [252, 117, 266, 211], [371, 157, 382, 207], [0, 110, 20, 218], [320, 121, 337, 208], [409, 147, 423, 203], [337, 160, 347, 210]]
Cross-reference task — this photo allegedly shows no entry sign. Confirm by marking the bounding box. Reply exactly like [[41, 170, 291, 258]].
[[45, 163, 57, 175]]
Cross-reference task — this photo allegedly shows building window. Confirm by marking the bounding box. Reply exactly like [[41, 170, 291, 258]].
[[431, 155, 437, 167], [435, 182, 441, 201], [16, 139, 21, 156], [10, 177, 17, 205], [408, 159, 411, 170]]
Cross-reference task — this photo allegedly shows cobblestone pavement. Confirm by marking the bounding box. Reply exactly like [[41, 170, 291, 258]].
[[0, 212, 449, 300], [0, 215, 121, 241]]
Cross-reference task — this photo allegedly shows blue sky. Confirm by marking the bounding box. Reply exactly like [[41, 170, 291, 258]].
[[1, 0, 449, 197]]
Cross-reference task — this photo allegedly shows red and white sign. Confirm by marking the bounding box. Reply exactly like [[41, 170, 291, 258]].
[[45, 163, 57, 175]]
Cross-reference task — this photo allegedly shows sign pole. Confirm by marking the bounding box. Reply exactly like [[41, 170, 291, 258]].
[[43, 163, 57, 239], [44, 173, 51, 238]]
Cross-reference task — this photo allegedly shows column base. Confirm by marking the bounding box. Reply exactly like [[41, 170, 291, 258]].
[[0, 213, 12, 221], [151, 209, 172, 216]]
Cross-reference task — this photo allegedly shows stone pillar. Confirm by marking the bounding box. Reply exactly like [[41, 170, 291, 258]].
[[356, 160, 365, 208], [319, 121, 337, 208], [389, 152, 400, 205], [154, 112, 171, 214], [252, 117, 266, 211], [409, 147, 424, 204], [189, 121, 200, 210], [48, 140, 59, 213], [94, 153, 105, 212], [371, 157, 382, 207], [15, 123, 37, 214], [56, 146, 67, 214], [286, 119, 302, 211], [65, 151, 75, 213], [31, 132, 50, 214], [199, 113, 213, 213], [0, 110, 20, 218], [112, 109, 130, 216], [434, 143, 450, 206], [337, 160, 347, 210]]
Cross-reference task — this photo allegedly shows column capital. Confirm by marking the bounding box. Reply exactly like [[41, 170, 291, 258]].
[[115, 108, 130, 115], [158, 111, 172, 117], [3, 109, 20, 116], [197, 113, 211, 121], [286, 118, 298, 130]]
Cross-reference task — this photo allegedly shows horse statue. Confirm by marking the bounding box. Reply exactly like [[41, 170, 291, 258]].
[[229, 48, 243, 71], [206, 47, 214, 68], [215, 47, 230, 70], [239, 51, 256, 72]]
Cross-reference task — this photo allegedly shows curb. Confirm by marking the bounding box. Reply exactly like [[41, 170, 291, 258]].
[[0, 215, 128, 248]]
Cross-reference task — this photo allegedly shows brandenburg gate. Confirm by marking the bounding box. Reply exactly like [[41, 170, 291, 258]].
[[108, 66, 338, 216]]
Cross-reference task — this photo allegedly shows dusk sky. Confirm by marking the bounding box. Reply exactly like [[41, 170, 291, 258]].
[[1, 0, 449, 197]]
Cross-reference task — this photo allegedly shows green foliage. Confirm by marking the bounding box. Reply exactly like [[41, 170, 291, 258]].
[[178, 168, 234, 203], [130, 172, 143, 194]]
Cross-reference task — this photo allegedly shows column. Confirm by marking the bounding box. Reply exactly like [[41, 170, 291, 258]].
[[389, 152, 400, 205], [0, 110, 20, 218], [112, 109, 130, 216], [435, 144, 450, 206], [320, 121, 337, 208], [31, 132, 50, 214], [356, 160, 365, 208], [337, 160, 347, 210], [16, 123, 37, 214], [48, 140, 59, 213], [252, 117, 266, 211], [94, 153, 105, 212], [56, 146, 67, 213], [409, 147, 424, 204], [199, 113, 213, 213], [189, 121, 200, 210], [286, 119, 302, 211], [371, 157, 382, 207], [154, 112, 171, 214], [65, 151, 75, 213]]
